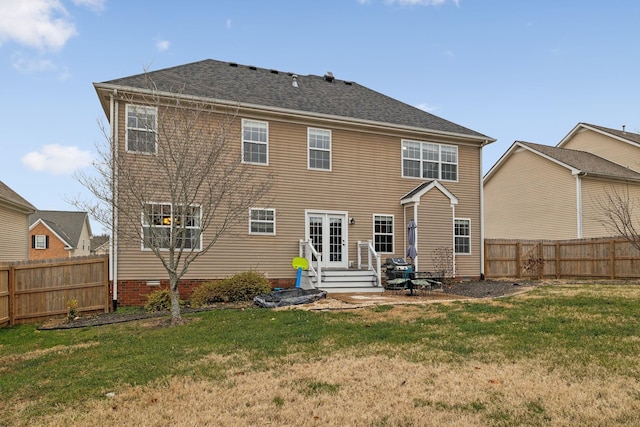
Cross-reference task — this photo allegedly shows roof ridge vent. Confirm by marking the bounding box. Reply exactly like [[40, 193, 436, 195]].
[[229, 62, 238, 67], [324, 71, 335, 82], [248, 65, 257, 70], [270, 69, 279, 74]]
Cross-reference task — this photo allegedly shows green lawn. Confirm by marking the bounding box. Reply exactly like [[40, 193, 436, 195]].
[[2, 283, 640, 426]]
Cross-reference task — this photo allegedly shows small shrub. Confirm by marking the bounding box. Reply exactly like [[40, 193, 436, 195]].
[[145, 289, 182, 312], [190, 270, 271, 307], [66, 299, 79, 321]]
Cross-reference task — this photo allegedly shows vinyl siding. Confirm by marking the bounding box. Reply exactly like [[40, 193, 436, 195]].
[[581, 178, 640, 238], [562, 129, 640, 173], [0, 205, 29, 262], [485, 147, 578, 239], [415, 190, 454, 273], [114, 100, 485, 280]]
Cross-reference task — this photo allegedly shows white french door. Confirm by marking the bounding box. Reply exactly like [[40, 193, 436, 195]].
[[306, 211, 348, 269]]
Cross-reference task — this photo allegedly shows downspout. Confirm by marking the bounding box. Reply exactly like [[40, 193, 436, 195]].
[[479, 144, 485, 280], [413, 202, 419, 271], [110, 91, 119, 310], [576, 172, 585, 238]]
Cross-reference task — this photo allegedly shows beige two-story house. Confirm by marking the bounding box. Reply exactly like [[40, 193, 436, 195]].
[[94, 59, 494, 305], [484, 123, 640, 240]]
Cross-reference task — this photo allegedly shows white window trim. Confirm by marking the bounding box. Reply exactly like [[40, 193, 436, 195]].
[[307, 127, 332, 171], [141, 202, 203, 251], [454, 218, 471, 255], [242, 119, 269, 166], [249, 208, 276, 235], [373, 214, 394, 254], [35, 235, 47, 249], [125, 105, 158, 155], [401, 139, 458, 182]]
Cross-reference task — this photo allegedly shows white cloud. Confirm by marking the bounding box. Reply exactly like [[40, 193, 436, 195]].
[[0, 0, 77, 51], [71, 0, 105, 12], [11, 51, 70, 78], [155, 38, 170, 52], [22, 144, 93, 175]]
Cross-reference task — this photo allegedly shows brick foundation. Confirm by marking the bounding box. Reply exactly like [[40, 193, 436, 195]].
[[112, 277, 296, 306]]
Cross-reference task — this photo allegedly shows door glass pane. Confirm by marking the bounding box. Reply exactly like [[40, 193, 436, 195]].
[[309, 216, 323, 261], [329, 217, 343, 262]]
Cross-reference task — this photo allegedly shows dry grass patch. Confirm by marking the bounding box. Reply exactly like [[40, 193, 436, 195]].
[[0, 342, 100, 372], [31, 352, 640, 427]]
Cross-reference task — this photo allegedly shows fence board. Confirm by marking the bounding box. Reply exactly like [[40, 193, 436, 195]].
[[0, 256, 109, 327], [485, 238, 640, 279]]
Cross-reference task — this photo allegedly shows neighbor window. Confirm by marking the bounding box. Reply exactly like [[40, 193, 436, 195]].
[[373, 214, 394, 253], [454, 218, 471, 254], [402, 140, 458, 181], [242, 119, 268, 164], [142, 203, 201, 250], [308, 128, 331, 170], [126, 105, 157, 154], [249, 208, 275, 235], [33, 235, 48, 249]]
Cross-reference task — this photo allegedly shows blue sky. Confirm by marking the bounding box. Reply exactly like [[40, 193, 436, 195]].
[[1, 0, 639, 235]]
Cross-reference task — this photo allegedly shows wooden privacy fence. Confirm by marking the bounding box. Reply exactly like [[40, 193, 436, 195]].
[[485, 238, 640, 280], [0, 256, 109, 327]]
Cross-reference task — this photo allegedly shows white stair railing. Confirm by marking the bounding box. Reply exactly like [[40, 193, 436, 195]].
[[299, 240, 321, 288], [357, 240, 381, 287]]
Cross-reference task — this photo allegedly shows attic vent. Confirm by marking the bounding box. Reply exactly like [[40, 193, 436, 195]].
[[324, 71, 335, 82], [270, 69, 279, 74], [229, 62, 238, 67], [292, 74, 299, 88], [249, 65, 257, 70], [344, 81, 353, 86]]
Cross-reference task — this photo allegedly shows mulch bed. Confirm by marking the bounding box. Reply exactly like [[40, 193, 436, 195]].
[[37, 280, 534, 330]]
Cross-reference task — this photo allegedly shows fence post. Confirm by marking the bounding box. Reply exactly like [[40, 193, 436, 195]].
[[516, 242, 522, 279], [538, 242, 544, 280], [103, 256, 110, 313], [555, 242, 560, 279], [610, 240, 616, 279], [9, 266, 15, 327]]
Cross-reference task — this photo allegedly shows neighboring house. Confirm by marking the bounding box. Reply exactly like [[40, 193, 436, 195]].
[[94, 59, 494, 303], [0, 180, 36, 262], [484, 123, 640, 240], [28, 211, 93, 260], [90, 235, 110, 255]]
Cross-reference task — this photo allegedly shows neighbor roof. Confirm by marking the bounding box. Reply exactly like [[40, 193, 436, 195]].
[[29, 211, 91, 248], [558, 122, 640, 148], [0, 180, 36, 213], [95, 59, 493, 141], [519, 142, 640, 181]]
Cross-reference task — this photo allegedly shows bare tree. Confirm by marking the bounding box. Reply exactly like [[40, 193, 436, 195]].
[[75, 80, 273, 324], [595, 182, 640, 252]]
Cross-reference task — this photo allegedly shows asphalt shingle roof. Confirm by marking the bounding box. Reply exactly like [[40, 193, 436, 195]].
[[582, 123, 640, 145], [519, 141, 640, 181], [99, 59, 492, 140], [0, 180, 36, 212], [29, 211, 89, 248]]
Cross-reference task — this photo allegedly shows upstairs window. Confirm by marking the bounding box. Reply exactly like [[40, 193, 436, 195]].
[[373, 214, 394, 253], [454, 218, 471, 254], [126, 105, 157, 154], [402, 140, 458, 181], [242, 119, 268, 165], [308, 128, 331, 170], [142, 203, 202, 250], [249, 208, 275, 235]]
